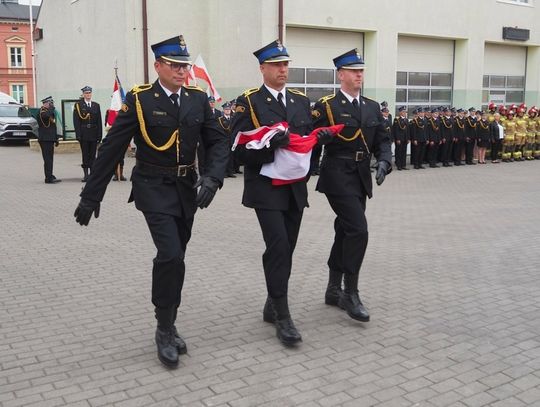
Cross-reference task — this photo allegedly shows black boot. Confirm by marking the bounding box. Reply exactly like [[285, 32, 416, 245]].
[[272, 297, 302, 346], [263, 296, 274, 323], [119, 165, 127, 181], [81, 167, 89, 182], [171, 307, 187, 355], [338, 273, 370, 322], [325, 270, 343, 306], [154, 307, 179, 367]]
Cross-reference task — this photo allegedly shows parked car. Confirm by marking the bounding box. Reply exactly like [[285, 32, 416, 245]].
[[0, 103, 39, 142]]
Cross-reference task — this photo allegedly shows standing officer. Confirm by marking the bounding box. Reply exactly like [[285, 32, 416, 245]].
[[440, 107, 454, 166], [218, 101, 236, 178], [73, 35, 229, 368], [37, 96, 61, 184], [312, 49, 392, 323], [453, 108, 466, 165], [392, 106, 409, 170], [231, 40, 321, 346], [410, 107, 427, 169], [464, 107, 477, 165], [73, 86, 103, 182], [427, 108, 441, 168]]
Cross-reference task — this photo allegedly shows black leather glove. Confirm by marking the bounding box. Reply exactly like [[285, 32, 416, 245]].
[[316, 129, 334, 146], [375, 161, 391, 186], [194, 176, 220, 209], [269, 129, 290, 150], [74, 198, 100, 226]]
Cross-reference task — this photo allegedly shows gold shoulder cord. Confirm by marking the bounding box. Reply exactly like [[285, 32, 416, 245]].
[[456, 118, 464, 129], [242, 88, 260, 128], [442, 117, 452, 129], [75, 102, 90, 120], [323, 96, 370, 153], [39, 108, 53, 128], [478, 120, 489, 130], [132, 84, 180, 160], [397, 118, 407, 130]]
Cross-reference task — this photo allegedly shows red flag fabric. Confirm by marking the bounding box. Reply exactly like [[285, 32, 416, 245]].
[[233, 123, 344, 185]]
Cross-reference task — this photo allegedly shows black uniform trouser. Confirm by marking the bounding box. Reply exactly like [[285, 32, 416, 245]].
[[80, 140, 98, 169], [39, 140, 54, 180], [143, 212, 194, 309], [491, 140, 501, 160], [428, 142, 439, 165], [413, 142, 426, 167], [410, 143, 416, 166], [440, 140, 451, 164], [310, 145, 322, 173], [465, 140, 475, 163], [326, 194, 368, 276], [255, 207, 303, 299], [453, 139, 464, 163], [395, 141, 407, 169]]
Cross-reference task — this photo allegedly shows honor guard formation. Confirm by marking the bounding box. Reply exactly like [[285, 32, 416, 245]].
[[391, 102, 540, 170], [63, 34, 537, 369]]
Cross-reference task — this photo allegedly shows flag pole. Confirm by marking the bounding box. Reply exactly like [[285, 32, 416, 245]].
[[29, 0, 37, 106]]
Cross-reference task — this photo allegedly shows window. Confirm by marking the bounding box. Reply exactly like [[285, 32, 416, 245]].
[[287, 67, 341, 102], [10, 47, 23, 68], [395, 71, 453, 114], [11, 84, 25, 103], [482, 74, 525, 109]]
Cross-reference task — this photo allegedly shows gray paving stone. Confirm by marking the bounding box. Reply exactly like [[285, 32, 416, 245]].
[[1, 146, 540, 406]]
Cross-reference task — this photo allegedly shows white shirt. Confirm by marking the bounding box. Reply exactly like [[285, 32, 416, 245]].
[[158, 80, 181, 103], [340, 89, 360, 106], [496, 122, 504, 139], [264, 84, 286, 107]]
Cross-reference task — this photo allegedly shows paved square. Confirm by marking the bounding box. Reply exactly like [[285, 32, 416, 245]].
[[1, 145, 539, 407]]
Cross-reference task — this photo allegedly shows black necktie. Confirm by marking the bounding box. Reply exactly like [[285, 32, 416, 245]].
[[277, 92, 286, 111], [352, 98, 359, 109], [170, 93, 179, 108]]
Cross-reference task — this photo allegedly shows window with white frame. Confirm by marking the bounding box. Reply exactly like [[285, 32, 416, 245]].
[[11, 84, 25, 103], [395, 71, 453, 115], [287, 67, 342, 103], [482, 74, 525, 110], [10, 47, 23, 68]]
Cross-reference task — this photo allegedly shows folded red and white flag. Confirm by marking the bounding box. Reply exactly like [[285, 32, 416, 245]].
[[232, 122, 344, 185]]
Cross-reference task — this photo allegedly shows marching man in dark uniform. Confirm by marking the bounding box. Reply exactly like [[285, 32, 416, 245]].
[[410, 107, 427, 169], [312, 49, 392, 323], [392, 106, 409, 170], [37, 96, 61, 184], [453, 108, 466, 165], [440, 107, 454, 167], [73, 86, 103, 182], [231, 40, 326, 346], [73, 35, 229, 368], [218, 101, 236, 178]]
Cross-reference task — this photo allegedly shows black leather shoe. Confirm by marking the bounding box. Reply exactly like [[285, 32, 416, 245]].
[[112, 175, 119, 181], [338, 292, 370, 322], [275, 317, 302, 346], [429, 164, 440, 168], [402, 167, 409, 170], [172, 326, 187, 355], [263, 297, 275, 323], [227, 173, 237, 178], [155, 327, 179, 367], [45, 178, 61, 184], [325, 270, 343, 306]]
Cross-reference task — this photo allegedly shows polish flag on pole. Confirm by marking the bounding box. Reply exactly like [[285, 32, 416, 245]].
[[191, 54, 221, 102], [232, 123, 344, 185], [106, 74, 125, 126]]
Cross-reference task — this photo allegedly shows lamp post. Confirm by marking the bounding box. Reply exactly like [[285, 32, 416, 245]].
[[29, 0, 37, 106]]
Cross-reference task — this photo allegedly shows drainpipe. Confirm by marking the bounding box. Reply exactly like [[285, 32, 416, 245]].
[[142, 0, 149, 83], [278, 0, 284, 42]]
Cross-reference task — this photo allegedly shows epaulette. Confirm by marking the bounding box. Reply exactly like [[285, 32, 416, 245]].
[[131, 84, 152, 95], [288, 88, 307, 98], [184, 85, 204, 92], [242, 87, 259, 97], [361, 95, 377, 103], [318, 94, 336, 104]]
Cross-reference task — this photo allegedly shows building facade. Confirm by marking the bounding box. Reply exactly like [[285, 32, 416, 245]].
[[35, 0, 540, 115], [0, 0, 38, 106]]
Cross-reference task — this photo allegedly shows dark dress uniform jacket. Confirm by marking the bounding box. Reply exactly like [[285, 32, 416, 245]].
[[427, 117, 441, 143], [410, 117, 428, 143], [80, 80, 229, 218], [440, 116, 454, 140], [312, 91, 392, 199], [231, 86, 312, 211], [465, 116, 477, 140], [38, 107, 57, 141], [454, 117, 466, 140], [392, 116, 409, 143], [73, 100, 103, 141]]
